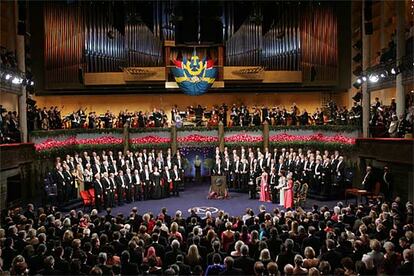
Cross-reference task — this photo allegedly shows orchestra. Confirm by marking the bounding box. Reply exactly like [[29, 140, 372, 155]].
[[28, 101, 363, 131]]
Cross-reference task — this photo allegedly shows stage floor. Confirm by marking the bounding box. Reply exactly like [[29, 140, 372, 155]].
[[102, 183, 340, 218]]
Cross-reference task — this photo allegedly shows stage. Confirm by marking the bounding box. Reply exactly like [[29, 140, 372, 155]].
[[99, 182, 340, 217]]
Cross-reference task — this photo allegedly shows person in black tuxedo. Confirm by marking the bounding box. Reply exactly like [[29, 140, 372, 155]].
[[334, 156, 346, 197], [172, 165, 181, 197], [223, 156, 232, 186], [175, 154, 185, 187], [115, 170, 126, 205], [319, 239, 343, 273], [124, 168, 133, 203], [56, 166, 68, 205], [220, 256, 243, 275], [93, 174, 104, 211], [133, 169, 142, 201], [313, 159, 322, 193], [213, 158, 223, 176], [233, 245, 255, 275], [381, 166, 393, 202], [240, 158, 249, 192], [108, 173, 116, 207], [362, 165, 376, 193], [232, 156, 241, 190], [120, 251, 139, 275], [269, 167, 279, 204], [101, 172, 112, 208], [142, 165, 152, 200], [162, 166, 172, 198]]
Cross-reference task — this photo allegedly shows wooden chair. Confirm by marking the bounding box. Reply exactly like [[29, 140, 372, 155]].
[[293, 181, 302, 207], [298, 183, 309, 208], [80, 190, 93, 211]]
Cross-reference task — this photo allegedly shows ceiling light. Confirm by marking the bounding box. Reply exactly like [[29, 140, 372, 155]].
[[369, 74, 379, 83]]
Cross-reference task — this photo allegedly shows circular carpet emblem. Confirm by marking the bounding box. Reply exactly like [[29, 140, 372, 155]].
[[188, 206, 219, 216]]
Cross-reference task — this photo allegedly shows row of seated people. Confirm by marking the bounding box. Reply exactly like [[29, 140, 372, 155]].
[[28, 100, 363, 131], [47, 148, 185, 210], [0, 106, 20, 144], [209, 146, 349, 201], [1, 197, 413, 275], [369, 95, 414, 138]]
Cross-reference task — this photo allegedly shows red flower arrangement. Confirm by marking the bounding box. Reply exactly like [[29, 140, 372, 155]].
[[130, 135, 171, 144], [35, 136, 123, 151], [225, 133, 263, 143], [177, 134, 218, 143], [269, 133, 355, 144]]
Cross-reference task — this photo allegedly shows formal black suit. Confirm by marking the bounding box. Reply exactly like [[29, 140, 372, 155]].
[[93, 179, 104, 210], [220, 267, 243, 275], [362, 171, 376, 193], [233, 255, 255, 275], [319, 249, 343, 273], [301, 235, 321, 255], [381, 171, 393, 201]]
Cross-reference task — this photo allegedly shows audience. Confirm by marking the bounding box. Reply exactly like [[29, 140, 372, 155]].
[[0, 196, 413, 275]]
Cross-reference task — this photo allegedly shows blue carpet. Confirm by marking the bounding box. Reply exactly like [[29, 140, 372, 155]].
[[107, 183, 340, 218]]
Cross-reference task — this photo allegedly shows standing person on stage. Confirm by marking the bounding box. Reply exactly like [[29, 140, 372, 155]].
[[163, 165, 172, 198], [56, 166, 68, 205], [93, 173, 104, 211], [321, 157, 332, 196], [240, 158, 249, 192], [362, 165, 376, 194], [224, 156, 232, 186], [101, 172, 111, 208], [248, 159, 259, 199], [151, 166, 163, 199], [213, 158, 223, 176], [175, 153, 185, 187], [108, 172, 116, 207], [269, 167, 279, 204], [381, 166, 393, 202], [194, 155, 202, 184], [124, 168, 133, 203], [334, 156, 346, 197], [172, 165, 181, 197], [284, 173, 294, 209], [142, 164, 152, 200], [133, 169, 142, 201], [83, 163, 93, 190], [232, 156, 241, 190], [259, 168, 271, 202], [276, 171, 286, 206], [313, 159, 322, 194], [116, 170, 126, 205]]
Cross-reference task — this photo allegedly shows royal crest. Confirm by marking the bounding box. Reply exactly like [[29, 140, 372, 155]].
[[171, 54, 218, 96]]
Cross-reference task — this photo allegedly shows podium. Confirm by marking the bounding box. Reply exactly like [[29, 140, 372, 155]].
[[210, 176, 227, 197]]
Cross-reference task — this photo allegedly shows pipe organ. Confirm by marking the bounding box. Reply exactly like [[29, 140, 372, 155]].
[[41, 1, 339, 89]]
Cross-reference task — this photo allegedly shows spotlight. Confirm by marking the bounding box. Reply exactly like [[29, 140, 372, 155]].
[[369, 74, 379, 83], [30, 81, 34, 86], [5, 74, 11, 80], [12, 77, 20, 84], [391, 67, 398, 75], [362, 76, 367, 82], [357, 78, 362, 84], [380, 71, 387, 78]]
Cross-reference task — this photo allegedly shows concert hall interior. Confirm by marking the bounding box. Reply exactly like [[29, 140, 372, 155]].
[[1, 0, 414, 275]]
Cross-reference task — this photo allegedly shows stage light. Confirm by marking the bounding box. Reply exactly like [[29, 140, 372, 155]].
[[362, 76, 367, 82], [369, 74, 379, 83], [391, 67, 397, 74], [5, 74, 11, 80], [380, 71, 387, 78], [30, 81, 34, 86], [12, 77, 20, 84], [356, 78, 362, 84]]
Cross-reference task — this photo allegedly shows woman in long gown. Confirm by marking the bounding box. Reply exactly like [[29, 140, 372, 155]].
[[73, 163, 85, 198], [259, 168, 271, 202], [276, 171, 286, 206], [151, 166, 163, 199], [284, 173, 294, 209]]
